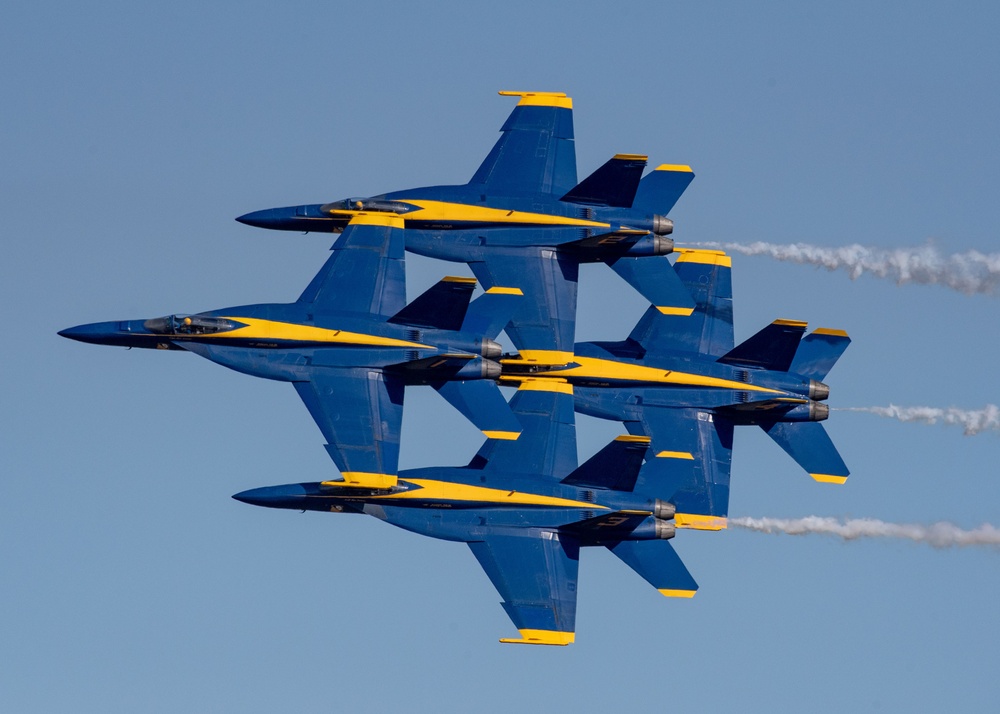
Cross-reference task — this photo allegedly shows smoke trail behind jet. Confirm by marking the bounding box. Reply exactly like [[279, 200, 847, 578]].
[[696, 241, 1000, 296], [837, 404, 1000, 436], [731, 516, 1000, 549]]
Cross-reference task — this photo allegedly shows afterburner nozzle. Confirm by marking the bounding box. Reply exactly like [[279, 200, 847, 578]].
[[654, 500, 676, 520], [481, 359, 502, 380], [655, 520, 676, 540], [653, 215, 674, 235], [809, 380, 830, 401], [810, 402, 830, 421], [481, 338, 503, 360]]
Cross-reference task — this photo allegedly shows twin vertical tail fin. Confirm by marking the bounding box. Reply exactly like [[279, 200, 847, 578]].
[[460, 286, 524, 340], [631, 164, 695, 215], [790, 328, 851, 381], [718, 319, 807, 371], [560, 434, 649, 491], [559, 154, 648, 208], [388, 276, 477, 331]]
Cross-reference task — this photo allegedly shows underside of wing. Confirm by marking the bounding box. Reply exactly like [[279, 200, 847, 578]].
[[468, 530, 580, 645], [293, 368, 404, 488], [298, 214, 406, 319]]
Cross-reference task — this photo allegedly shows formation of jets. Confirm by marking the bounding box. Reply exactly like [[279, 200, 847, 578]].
[[61, 91, 850, 646]]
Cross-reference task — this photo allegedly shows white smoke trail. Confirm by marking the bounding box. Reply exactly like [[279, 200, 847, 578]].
[[837, 404, 1000, 436], [696, 241, 1000, 296], [731, 516, 1000, 549]]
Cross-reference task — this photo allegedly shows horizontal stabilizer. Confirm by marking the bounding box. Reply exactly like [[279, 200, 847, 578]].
[[561, 435, 649, 491], [559, 154, 647, 208], [760, 421, 849, 483], [790, 328, 851, 381], [388, 276, 476, 331], [718, 319, 807, 372], [460, 286, 524, 340], [631, 164, 695, 214], [607, 540, 698, 597], [434, 380, 522, 440], [608, 256, 696, 317]]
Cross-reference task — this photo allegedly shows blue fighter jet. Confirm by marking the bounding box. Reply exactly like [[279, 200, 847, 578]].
[[234, 381, 696, 646], [236, 91, 697, 353], [60, 214, 524, 488], [499, 249, 851, 530]]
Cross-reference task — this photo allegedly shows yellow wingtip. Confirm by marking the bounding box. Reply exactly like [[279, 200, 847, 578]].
[[811, 473, 849, 484], [499, 629, 575, 646]]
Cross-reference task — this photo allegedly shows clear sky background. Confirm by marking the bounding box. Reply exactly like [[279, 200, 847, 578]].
[[4, 2, 999, 711]]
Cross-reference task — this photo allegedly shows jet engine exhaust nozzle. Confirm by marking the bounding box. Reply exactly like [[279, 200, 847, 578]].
[[652, 215, 674, 236], [810, 380, 830, 401], [810, 401, 830, 421], [654, 500, 676, 520], [655, 520, 676, 540], [481, 338, 503, 360]]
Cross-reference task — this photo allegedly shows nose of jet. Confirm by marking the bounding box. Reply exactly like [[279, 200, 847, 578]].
[[58, 321, 121, 345], [232, 483, 310, 510], [235, 204, 334, 232], [235, 206, 297, 229]]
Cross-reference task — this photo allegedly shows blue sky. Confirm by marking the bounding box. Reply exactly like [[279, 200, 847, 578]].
[[4, 1, 999, 711]]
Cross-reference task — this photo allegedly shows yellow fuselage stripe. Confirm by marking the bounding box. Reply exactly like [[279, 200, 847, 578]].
[[205, 318, 429, 349], [504, 352, 782, 393], [373, 479, 608, 510], [397, 200, 612, 228]]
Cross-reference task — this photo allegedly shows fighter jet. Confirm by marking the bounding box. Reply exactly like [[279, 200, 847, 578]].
[[500, 249, 851, 530], [236, 91, 696, 353], [59, 214, 524, 488], [234, 381, 696, 646]]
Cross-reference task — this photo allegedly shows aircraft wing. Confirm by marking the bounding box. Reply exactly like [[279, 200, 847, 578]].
[[627, 249, 734, 358], [468, 530, 580, 645], [627, 406, 734, 530], [297, 214, 406, 319], [469, 246, 579, 352], [293, 368, 404, 487], [469, 91, 577, 197]]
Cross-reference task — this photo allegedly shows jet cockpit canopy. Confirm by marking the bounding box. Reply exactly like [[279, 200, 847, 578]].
[[143, 314, 237, 335]]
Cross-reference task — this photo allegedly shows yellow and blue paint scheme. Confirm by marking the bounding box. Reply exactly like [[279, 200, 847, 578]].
[[499, 249, 852, 531], [236, 91, 697, 354], [60, 214, 526, 485], [234, 386, 698, 646]]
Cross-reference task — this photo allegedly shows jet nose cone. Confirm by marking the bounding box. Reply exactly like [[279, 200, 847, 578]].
[[236, 204, 337, 232], [58, 321, 119, 344], [233, 483, 309, 509], [235, 207, 285, 229]]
